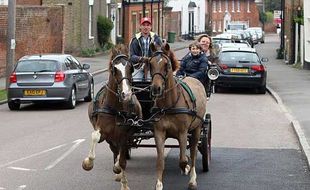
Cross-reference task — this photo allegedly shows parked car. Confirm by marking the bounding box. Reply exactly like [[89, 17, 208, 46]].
[[214, 47, 268, 94], [247, 27, 265, 43], [7, 54, 94, 110]]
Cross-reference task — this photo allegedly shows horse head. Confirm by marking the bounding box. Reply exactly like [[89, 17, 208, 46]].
[[109, 44, 134, 102], [149, 42, 179, 97]]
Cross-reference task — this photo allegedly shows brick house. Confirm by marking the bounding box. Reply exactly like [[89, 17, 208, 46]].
[[207, 0, 260, 35], [42, 0, 108, 53], [0, 2, 64, 77], [121, 0, 162, 45]]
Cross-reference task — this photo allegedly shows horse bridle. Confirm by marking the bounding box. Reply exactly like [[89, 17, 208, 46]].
[[149, 51, 173, 96], [108, 54, 134, 99]]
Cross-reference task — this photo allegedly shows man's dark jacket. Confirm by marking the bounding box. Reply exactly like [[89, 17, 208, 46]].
[[129, 32, 162, 65]]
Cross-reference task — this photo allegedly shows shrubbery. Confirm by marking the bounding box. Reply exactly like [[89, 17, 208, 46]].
[[97, 15, 114, 48]]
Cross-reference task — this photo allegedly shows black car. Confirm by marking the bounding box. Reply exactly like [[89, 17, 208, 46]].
[[7, 54, 94, 110], [214, 47, 268, 94]]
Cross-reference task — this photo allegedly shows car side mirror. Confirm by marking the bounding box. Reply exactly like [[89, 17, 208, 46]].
[[261, 58, 268, 62], [83, 64, 90, 70]]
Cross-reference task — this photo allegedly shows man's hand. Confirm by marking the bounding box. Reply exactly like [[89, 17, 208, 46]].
[[140, 57, 149, 63]]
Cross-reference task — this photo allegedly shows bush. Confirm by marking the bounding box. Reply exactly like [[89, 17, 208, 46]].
[[81, 48, 96, 57], [266, 12, 274, 23], [97, 15, 114, 48]]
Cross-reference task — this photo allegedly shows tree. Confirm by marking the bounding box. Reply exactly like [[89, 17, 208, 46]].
[[264, 0, 281, 12], [97, 15, 114, 48]]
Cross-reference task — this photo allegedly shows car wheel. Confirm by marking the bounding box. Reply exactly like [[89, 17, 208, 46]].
[[84, 81, 94, 102], [8, 101, 20, 110], [65, 87, 76, 109]]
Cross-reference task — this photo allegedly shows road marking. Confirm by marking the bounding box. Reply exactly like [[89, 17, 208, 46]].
[[45, 139, 85, 170], [8, 166, 36, 171], [0, 144, 67, 169], [17, 185, 26, 190]]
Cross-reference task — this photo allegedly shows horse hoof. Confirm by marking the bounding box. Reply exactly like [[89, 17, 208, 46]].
[[82, 158, 94, 171], [114, 173, 122, 182], [188, 182, 197, 190], [184, 165, 191, 175], [113, 166, 121, 174]]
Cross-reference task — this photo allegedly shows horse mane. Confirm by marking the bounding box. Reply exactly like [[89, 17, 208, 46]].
[[109, 44, 129, 71], [162, 44, 180, 72]]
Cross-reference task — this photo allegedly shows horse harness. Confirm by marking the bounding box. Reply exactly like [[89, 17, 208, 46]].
[[91, 55, 141, 129]]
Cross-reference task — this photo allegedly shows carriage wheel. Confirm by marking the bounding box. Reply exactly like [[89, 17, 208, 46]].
[[202, 113, 212, 172]]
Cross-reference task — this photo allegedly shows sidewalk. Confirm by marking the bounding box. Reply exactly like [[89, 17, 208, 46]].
[[1, 35, 310, 167], [256, 34, 310, 167]]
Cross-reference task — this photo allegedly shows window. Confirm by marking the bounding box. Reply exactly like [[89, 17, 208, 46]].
[[232, 0, 235, 12], [153, 11, 158, 34], [213, 21, 216, 32], [218, 0, 222, 12], [0, 0, 7, 5], [218, 21, 222, 32], [247, 0, 250, 13], [237, 0, 240, 12], [88, 0, 94, 39], [132, 13, 137, 34], [213, 0, 217, 13], [66, 58, 78, 70], [71, 56, 82, 69], [225, 0, 228, 12]]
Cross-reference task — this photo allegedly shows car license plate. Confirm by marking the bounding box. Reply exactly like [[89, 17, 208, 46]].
[[24, 89, 46, 96], [230, 68, 248, 73]]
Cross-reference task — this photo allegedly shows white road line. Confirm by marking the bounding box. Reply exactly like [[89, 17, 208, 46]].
[[45, 139, 85, 170], [8, 166, 36, 171], [17, 185, 26, 190], [0, 144, 67, 169]]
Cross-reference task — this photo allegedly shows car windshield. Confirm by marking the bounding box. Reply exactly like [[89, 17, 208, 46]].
[[220, 52, 260, 64], [15, 60, 59, 72]]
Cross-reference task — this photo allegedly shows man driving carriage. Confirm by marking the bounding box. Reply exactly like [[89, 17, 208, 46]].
[[129, 17, 162, 81]]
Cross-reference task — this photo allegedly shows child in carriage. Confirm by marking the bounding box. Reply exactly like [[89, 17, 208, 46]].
[[176, 42, 209, 88]]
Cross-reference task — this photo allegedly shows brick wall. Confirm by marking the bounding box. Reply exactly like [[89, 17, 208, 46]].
[[0, 5, 64, 77], [42, 0, 106, 54], [123, 2, 161, 45], [163, 8, 181, 41], [17, 0, 42, 5]]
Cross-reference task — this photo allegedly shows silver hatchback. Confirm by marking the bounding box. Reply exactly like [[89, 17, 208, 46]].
[[7, 54, 94, 110]]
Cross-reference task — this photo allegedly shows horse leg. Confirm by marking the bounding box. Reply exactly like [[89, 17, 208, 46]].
[[82, 129, 101, 171], [178, 131, 190, 175], [154, 129, 166, 190], [188, 127, 201, 190], [119, 145, 130, 190]]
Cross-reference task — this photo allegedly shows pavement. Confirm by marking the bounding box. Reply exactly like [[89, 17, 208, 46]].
[[1, 34, 310, 168]]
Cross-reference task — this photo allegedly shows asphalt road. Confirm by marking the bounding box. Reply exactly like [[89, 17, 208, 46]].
[[0, 46, 310, 190]]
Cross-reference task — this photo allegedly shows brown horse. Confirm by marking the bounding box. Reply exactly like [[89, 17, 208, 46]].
[[148, 43, 208, 190], [82, 44, 142, 190]]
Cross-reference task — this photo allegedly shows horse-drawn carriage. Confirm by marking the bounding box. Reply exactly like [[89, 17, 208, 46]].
[[82, 43, 218, 190]]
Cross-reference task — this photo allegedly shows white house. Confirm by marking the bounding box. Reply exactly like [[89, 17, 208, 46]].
[[167, 0, 206, 36]]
